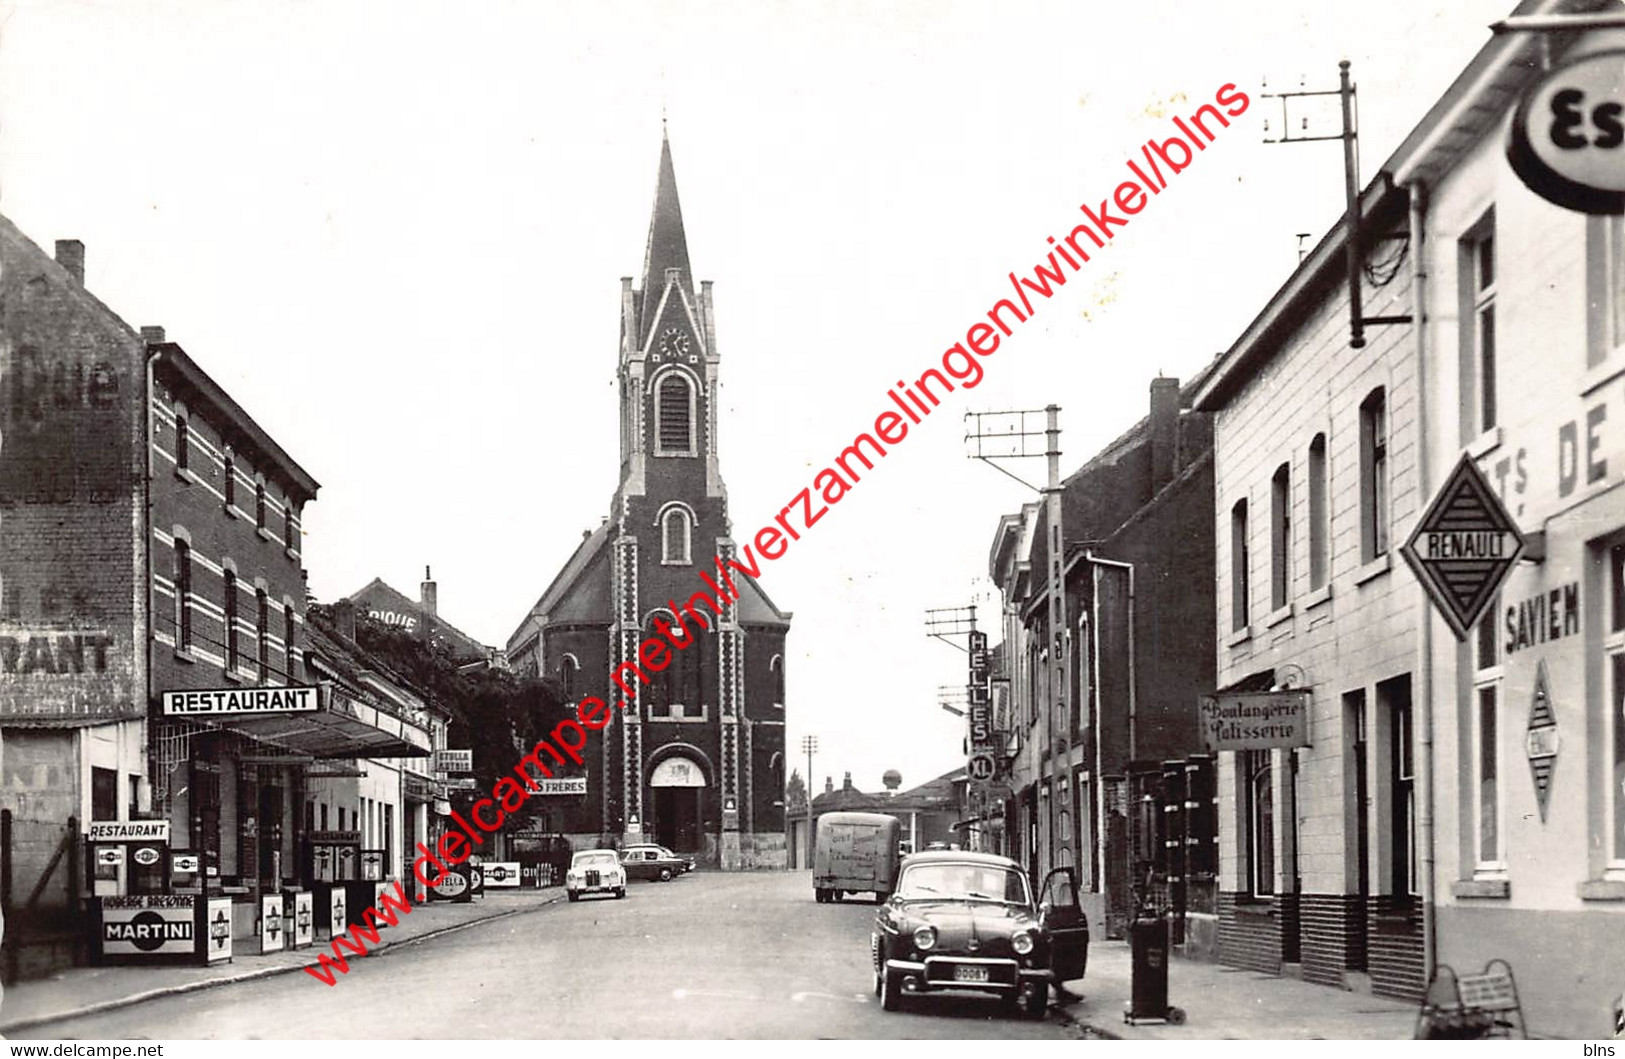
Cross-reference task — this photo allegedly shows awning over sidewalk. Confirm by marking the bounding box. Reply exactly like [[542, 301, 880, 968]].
[[177, 684, 430, 759]]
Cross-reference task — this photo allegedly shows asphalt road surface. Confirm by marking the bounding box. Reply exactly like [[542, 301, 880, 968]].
[[21, 870, 1083, 1040]]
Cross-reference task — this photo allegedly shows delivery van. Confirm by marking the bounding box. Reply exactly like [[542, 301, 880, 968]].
[[812, 811, 902, 903]]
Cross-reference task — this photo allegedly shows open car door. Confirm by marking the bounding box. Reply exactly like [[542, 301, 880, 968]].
[[1038, 867, 1090, 984]]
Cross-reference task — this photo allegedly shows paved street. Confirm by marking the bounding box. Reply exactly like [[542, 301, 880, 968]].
[[16, 872, 1081, 1040]]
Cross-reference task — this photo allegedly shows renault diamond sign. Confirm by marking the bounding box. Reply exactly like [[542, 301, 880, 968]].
[[1401, 453, 1524, 642]]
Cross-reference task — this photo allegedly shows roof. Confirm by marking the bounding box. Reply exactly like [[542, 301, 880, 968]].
[[154, 342, 320, 503], [900, 850, 1020, 870], [638, 131, 695, 347], [346, 577, 494, 663], [811, 766, 965, 814], [518, 523, 614, 629], [1191, 0, 1609, 413]]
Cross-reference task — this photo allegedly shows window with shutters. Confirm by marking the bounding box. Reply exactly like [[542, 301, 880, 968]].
[[656, 374, 696, 455]]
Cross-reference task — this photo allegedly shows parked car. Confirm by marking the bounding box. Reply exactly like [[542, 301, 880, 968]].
[[565, 849, 626, 901], [814, 811, 901, 902], [870, 851, 1089, 1018], [619, 844, 690, 881]]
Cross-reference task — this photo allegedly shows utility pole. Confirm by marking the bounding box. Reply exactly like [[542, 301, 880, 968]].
[[966, 406, 1069, 878], [800, 734, 818, 871]]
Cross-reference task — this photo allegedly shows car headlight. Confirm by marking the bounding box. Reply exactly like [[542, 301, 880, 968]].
[[913, 925, 937, 951], [1011, 930, 1035, 955]]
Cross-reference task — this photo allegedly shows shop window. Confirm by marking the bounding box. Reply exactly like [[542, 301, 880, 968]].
[[1474, 595, 1503, 869], [1460, 212, 1497, 433], [1360, 388, 1389, 563], [1231, 498, 1250, 631], [173, 540, 193, 649], [662, 507, 692, 564], [1270, 462, 1291, 611], [92, 766, 118, 822], [656, 373, 695, 455], [224, 570, 239, 672], [256, 589, 270, 680], [1243, 749, 1274, 896], [1308, 434, 1328, 591]]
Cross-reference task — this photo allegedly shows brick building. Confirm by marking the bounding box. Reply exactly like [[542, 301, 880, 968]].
[[987, 375, 1216, 947], [507, 134, 791, 869]]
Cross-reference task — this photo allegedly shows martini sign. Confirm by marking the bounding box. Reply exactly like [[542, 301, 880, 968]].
[[1401, 454, 1525, 642]]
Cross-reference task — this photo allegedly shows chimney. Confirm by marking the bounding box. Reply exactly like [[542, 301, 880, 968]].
[[55, 240, 84, 285], [842, 771, 853, 792], [824, 776, 834, 795], [140, 326, 166, 345], [1149, 376, 1180, 497], [421, 565, 438, 616], [333, 599, 357, 642]]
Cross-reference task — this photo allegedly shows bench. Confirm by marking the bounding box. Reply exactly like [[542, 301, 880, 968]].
[[1415, 959, 1527, 1039]]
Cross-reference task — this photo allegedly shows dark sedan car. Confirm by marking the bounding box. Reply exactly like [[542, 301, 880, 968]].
[[871, 851, 1089, 1018], [619, 844, 691, 881]]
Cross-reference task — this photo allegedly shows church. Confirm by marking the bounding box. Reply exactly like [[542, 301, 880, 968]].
[[506, 134, 792, 870]]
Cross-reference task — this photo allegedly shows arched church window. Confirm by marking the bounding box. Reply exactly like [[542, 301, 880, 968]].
[[662, 507, 692, 565], [656, 373, 695, 455], [770, 654, 785, 710], [559, 654, 580, 701]]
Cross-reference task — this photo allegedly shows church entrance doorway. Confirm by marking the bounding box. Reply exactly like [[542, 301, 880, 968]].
[[649, 754, 706, 853]]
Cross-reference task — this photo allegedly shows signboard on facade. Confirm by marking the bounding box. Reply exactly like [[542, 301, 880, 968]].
[[433, 748, 473, 773], [1526, 659, 1561, 822], [328, 887, 348, 936], [1198, 690, 1311, 752], [532, 777, 587, 795], [1509, 48, 1625, 215], [100, 895, 195, 957], [1400, 454, 1525, 642], [0, 264, 142, 725], [161, 686, 318, 717], [482, 861, 521, 888], [89, 820, 170, 842]]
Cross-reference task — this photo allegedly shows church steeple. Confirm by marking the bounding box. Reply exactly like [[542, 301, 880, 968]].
[[639, 130, 694, 344]]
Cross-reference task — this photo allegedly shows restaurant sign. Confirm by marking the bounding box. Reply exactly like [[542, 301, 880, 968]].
[[161, 686, 318, 717], [88, 820, 170, 842], [1199, 690, 1311, 752], [1509, 48, 1625, 215]]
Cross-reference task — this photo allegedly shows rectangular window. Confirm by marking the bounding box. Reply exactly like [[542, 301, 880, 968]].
[[223, 456, 235, 509], [174, 541, 192, 649], [1609, 544, 1625, 867], [224, 571, 239, 672], [255, 484, 267, 530], [257, 590, 270, 679], [1588, 216, 1625, 368], [1360, 389, 1389, 562], [175, 416, 189, 472], [285, 605, 297, 680], [128, 775, 141, 819], [1244, 749, 1274, 896], [91, 766, 118, 821], [1462, 216, 1497, 432], [1231, 499, 1250, 631], [285, 505, 295, 551], [1385, 678, 1417, 896], [1308, 434, 1328, 591], [1270, 463, 1291, 611], [1477, 685, 1499, 864]]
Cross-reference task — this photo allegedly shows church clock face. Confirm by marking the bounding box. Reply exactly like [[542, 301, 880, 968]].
[[658, 326, 692, 362]]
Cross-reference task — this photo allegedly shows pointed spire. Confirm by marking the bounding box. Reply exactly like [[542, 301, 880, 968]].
[[639, 129, 693, 343]]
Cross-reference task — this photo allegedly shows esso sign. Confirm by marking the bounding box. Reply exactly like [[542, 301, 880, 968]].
[[1509, 48, 1625, 214]]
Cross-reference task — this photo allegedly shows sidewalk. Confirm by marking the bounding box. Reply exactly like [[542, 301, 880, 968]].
[[1060, 942, 1419, 1040], [0, 889, 562, 1036]]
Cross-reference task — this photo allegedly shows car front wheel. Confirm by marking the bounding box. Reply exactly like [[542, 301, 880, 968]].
[[880, 969, 903, 1012], [1023, 984, 1048, 1019], [567, 891, 579, 903], [659, 867, 673, 882], [615, 888, 626, 899]]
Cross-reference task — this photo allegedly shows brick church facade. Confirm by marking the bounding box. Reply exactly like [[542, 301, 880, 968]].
[[506, 134, 791, 869]]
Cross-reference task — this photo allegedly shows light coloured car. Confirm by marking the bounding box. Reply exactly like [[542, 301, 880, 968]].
[[566, 849, 627, 901]]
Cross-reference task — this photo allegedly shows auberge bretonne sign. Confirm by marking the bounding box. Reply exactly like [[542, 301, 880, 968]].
[[161, 686, 318, 716]]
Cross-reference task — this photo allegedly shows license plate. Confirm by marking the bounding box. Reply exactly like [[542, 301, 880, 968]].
[[953, 965, 990, 983]]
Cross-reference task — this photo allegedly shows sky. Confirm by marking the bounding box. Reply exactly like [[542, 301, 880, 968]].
[[0, 0, 1518, 797]]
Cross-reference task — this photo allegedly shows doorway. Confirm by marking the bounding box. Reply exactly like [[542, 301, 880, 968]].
[[648, 754, 707, 853]]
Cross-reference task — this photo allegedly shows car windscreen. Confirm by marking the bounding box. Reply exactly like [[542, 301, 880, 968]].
[[896, 862, 1030, 904], [573, 853, 619, 868]]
